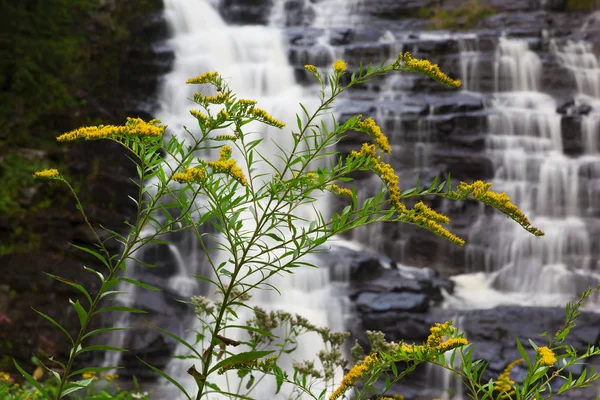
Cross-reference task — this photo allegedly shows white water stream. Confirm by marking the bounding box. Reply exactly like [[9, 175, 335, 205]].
[[107, 0, 358, 398]]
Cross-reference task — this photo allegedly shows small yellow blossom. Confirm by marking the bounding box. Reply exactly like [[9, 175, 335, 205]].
[[217, 109, 230, 120], [214, 134, 238, 141], [186, 71, 219, 85], [219, 145, 232, 160], [101, 372, 118, 382], [329, 184, 353, 198], [0, 371, 11, 382], [494, 358, 523, 395], [436, 337, 468, 353], [394, 52, 461, 89], [356, 117, 391, 153], [33, 169, 60, 179], [173, 167, 206, 183], [413, 201, 450, 224], [456, 180, 544, 236], [82, 372, 99, 380], [426, 321, 454, 347], [350, 143, 407, 214], [537, 346, 556, 366], [237, 99, 258, 106], [207, 146, 248, 186], [330, 353, 379, 400], [304, 64, 318, 74], [250, 107, 285, 128], [333, 60, 347, 73], [56, 118, 164, 142]]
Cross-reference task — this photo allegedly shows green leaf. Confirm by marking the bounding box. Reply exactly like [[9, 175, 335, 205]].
[[60, 378, 95, 398], [45, 273, 92, 305], [69, 365, 123, 379], [136, 357, 192, 400], [13, 360, 51, 400], [69, 299, 88, 329], [32, 308, 73, 345], [69, 243, 111, 270], [83, 266, 105, 283], [76, 345, 128, 356], [120, 277, 160, 291], [93, 306, 147, 315], [82, 326, 129, 341], [146, 321, 203, 359], [516, 338, 531, 365], [209, 350, 276, 375]]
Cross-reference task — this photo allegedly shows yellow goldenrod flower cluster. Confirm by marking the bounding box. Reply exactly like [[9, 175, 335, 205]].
[[329, 353, 379, 400], [194, 92, 229, 106], [394, 52, 461, 89], [237, 99, 258, 106], [351, 143, 407, 214], [173, 167, 206, 183], [426, 321, 455, 347], [208, 145, 248, 186], [0, 371, 11, 382], [333, 59, 347, 73], [214, 133, 238, 141], [186, 71, 220, 85], [405, 213, 465, 246], [33, 169, 60, 179], [250, 107, 285, 128], [397, 321, 468, 359], [494, 358, 523, 396], [218, 109, 230, 120], [329, 183, 353, 198], [537, 346, 557, 366], [219, 145, 232, 160], [413, 201, 450, 224], [436, 337, 469, 352], [304, 64, 318, 74], [355, 117, 391, 153], [56, 118, 164, 142], [82, 371, 99, 380], [455, 181, 544, 236], [400, 200, 464, 245], [190, 109, 209, 126], [101, 372, 118, 382]]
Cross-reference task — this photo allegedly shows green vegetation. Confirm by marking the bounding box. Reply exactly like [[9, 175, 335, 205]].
[[565, 0, 600, 10], [10, 53, 599, 400], [417, 0, 496, 30], [0, 372, 151, 399], [0, 0, 161, 146]]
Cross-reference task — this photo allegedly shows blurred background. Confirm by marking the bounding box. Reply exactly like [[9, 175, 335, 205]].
[[2, 0, 600, 398]]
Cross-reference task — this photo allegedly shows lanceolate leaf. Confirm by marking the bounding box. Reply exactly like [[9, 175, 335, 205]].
[[44, 273, 92, 305], [13, 360, 52, 400], [32, 308, 73, 345]]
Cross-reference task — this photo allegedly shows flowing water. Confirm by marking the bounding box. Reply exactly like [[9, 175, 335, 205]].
[[107, 0, 355, 398]]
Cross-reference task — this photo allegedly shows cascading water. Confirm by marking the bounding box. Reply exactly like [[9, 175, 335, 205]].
[[106, 0, 355, 397], [442, 33, 600, 311]]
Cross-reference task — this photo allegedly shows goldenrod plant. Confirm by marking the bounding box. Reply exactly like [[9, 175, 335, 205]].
[[17, 51, 599, 399]]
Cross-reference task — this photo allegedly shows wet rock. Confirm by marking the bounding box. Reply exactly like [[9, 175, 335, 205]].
[[219, 0, 273, 25]]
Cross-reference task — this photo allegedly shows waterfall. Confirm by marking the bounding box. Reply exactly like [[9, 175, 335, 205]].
[[105, 0, 352, 398], [460, 37, 600, 304]]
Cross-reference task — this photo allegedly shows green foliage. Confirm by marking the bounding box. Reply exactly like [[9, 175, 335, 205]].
[[0, 0, 160, 146], [0, 371, 151, 399], [565, 0, 600, 10], [417, 1, 496, 30], [12, 52, 597, 400]]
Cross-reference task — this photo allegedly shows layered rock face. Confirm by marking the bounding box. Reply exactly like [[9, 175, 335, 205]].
[[218, 0, 600, 398]]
